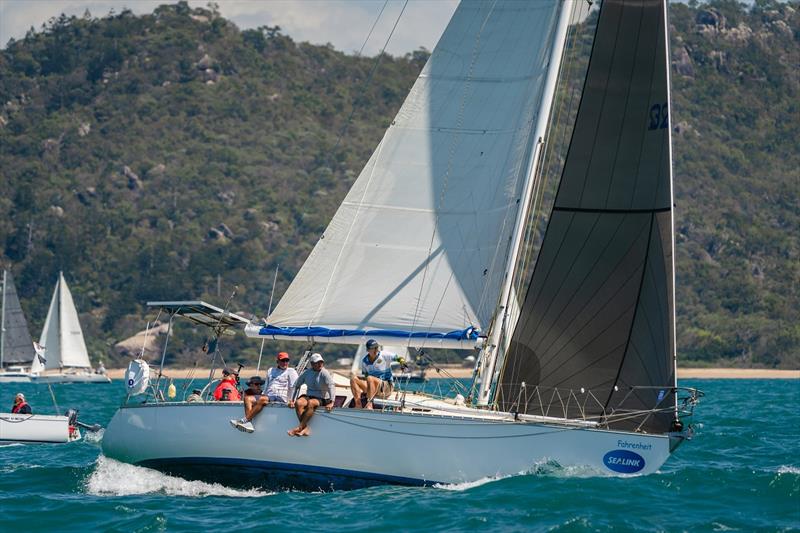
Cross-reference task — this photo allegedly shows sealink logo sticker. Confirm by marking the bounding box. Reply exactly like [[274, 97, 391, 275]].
[[603, 449, 646, 474]]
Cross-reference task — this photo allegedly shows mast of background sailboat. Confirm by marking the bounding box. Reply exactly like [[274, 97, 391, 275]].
[[475, 0, 575, 406], [1, 270, 6, 367]]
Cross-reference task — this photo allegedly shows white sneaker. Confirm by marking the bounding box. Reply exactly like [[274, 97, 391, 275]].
[[230, 418, 254, 433]]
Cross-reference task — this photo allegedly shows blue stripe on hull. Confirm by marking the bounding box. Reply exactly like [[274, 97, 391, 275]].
[[139, 456, 439, 491]]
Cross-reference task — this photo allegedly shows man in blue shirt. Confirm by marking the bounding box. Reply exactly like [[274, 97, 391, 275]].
[[349, 339, 405, 409]]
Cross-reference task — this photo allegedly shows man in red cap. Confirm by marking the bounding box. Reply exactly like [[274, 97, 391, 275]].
[[264, 352, 298, 404]]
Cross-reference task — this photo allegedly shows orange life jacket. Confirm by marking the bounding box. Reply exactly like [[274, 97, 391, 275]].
[[213, 378, 241, 401], [11, 401, 30, 414]]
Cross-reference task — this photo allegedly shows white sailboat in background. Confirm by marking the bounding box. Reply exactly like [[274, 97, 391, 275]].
[[31, 272, 110, 383], [103, 0, 701, 489], [0, 270, 36, 383]]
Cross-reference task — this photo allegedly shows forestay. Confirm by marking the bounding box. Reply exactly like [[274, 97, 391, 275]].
[[255, 0, 562, 347], [496, 0, 677, 434]]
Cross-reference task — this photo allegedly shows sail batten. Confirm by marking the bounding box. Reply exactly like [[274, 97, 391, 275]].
[[255, 0, 563, 344]]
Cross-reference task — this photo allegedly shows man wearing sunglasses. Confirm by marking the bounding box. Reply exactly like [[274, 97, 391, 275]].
[[264, 352, 298, 404]]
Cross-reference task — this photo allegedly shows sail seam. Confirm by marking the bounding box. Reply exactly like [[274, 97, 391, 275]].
[[603, 213, 655, 411]]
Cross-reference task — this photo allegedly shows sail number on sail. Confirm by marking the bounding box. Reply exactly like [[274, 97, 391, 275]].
[[648, 102, 669, 130]]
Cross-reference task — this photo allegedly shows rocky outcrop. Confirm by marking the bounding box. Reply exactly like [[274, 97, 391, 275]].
[[673, 46, 695, 77], [217, 190, 235, 205], [114, 321, 169, 359], [147, 163, 166, 178], [124, 165, 142, 190], [696, 9, 726, 34], [208, 223, 234, 240]]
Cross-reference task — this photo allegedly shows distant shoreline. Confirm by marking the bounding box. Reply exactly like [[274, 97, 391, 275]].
[[103, 366, 799, 380]]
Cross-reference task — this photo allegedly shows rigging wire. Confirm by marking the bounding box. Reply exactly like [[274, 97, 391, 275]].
[[308, 0, 409, 327], [324, 0, 409, 171], [406, 0, 499, 351], [496, 0, 590, 402]]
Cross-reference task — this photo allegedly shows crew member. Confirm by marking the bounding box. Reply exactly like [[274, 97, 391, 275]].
[[230, 376, 268, 433], [287, 353, 336, 436], [213, 368, 241, 401], [264, 352, 298, 403], [11, 393, 31, 414], [349, 339, 405, 409]]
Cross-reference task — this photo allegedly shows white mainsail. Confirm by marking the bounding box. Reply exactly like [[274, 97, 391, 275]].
[[252, 0, 562, 347], [39, 272, 92, 370]]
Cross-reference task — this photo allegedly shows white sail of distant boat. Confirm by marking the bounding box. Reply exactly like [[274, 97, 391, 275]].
[[31, 272, 110, 383], [0, 270, 36, 382], [103, 0, 701, 488]]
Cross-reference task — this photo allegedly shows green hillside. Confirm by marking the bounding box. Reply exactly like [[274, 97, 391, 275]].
[[0, 1, 797, 368]]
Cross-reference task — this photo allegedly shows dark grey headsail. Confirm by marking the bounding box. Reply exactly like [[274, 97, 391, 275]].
[[1, 271, 36, 366], [497, 0, 676, 434]]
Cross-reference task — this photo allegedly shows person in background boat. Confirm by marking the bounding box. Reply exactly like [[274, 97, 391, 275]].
[[287, 353, 336, 436], [186, 389, 203, 402], [230, 376, 268, 433], [11, 393, 31, 414], [213, 368, 242, 401], [349, 339, 405, 409], [264, 352, 298, 403], [95, 361, 107, 375]]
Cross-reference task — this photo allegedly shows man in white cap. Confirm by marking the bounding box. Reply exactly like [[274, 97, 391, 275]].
[[11, 393, 31, 414], [286, 353, 336, 436]]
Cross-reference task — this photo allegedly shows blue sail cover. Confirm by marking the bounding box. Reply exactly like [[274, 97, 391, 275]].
[[256, 325, 479, 342]]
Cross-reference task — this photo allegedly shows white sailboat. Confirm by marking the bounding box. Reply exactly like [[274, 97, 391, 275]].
[[0, 270, 37, 383], [103, 0, 701, 488], [31, 272, 110, 383], [0, 410, 82, 445]]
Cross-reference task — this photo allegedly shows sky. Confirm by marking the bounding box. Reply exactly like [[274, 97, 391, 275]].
[[0, 0, 459, 55]]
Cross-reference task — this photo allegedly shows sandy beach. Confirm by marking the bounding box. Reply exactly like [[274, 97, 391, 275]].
[[103, 366, 799, 380]]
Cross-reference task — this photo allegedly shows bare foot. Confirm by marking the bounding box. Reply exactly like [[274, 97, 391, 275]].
[[299, 427, 311, 437], [287, 427, 301, 436], [365, 402, 374, 410]]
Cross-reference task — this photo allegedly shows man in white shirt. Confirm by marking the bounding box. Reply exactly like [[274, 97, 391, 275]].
[[349, 339, 405, 409], [265, 352, 299, 403]]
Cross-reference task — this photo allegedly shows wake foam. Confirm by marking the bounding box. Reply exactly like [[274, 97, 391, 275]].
[[433, 460, 607, 490], [776, 465, 800, 475], [527, 458, 608, 478], [434, 474, 511, 491], [86, 456, 272, 497], [83, 428, 104, 444]]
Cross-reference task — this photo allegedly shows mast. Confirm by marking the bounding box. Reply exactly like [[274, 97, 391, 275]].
[[1, 270, 6, 367], [58, 271, 64, 369], [476, 0, 575, 406], [662, 0, 680, 419]]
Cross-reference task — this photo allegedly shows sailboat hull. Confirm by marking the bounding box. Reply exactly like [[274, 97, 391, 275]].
[[102, 403, 674, 489], [0, 372, 33, 383], [31, 372, 111, 384], [0, 413, 78, 444]]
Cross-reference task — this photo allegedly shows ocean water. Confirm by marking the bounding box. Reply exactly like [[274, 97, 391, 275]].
[[1, 379, 797, 532]]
